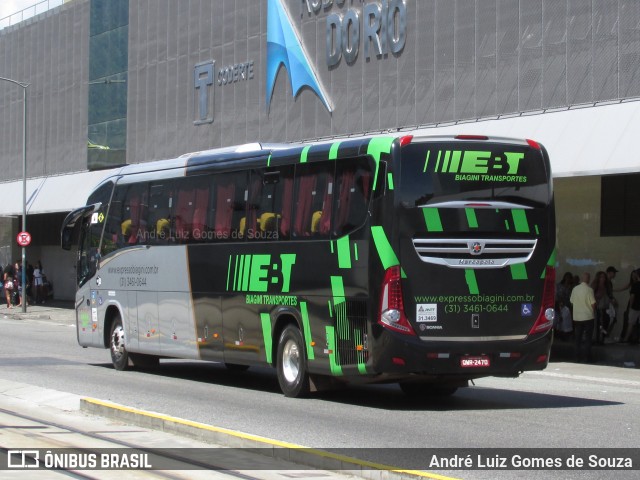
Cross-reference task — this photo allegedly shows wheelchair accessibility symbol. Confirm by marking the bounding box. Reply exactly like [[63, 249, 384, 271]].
[[521, 303, 533, 317]]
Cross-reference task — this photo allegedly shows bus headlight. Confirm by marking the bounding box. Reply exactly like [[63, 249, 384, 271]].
[[545, 308, 555, 322]]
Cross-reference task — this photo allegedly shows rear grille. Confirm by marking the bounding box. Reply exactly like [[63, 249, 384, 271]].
[[334, 300, 369, 367], [412, 238, 537, 269]]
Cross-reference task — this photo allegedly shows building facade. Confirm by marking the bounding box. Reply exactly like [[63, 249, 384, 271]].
[[1, 0, 639, 308]]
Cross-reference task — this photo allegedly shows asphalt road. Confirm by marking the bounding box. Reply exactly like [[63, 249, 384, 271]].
[[1, 314, 639, 479]]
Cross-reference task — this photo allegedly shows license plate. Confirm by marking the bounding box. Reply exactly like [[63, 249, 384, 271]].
[[460, 356, 490, 368]]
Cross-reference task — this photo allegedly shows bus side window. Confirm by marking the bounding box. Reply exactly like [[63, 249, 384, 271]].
[[101, 186, 126, 253], [333, 157, 372, 238], [246, 166, 294, 242], [280, 173, 294, 239], [213, 181, 235, 240], [211, 171, 248, 242], [292, 161, 334, 239], [174, 184, 194, 243], [245, 171, 263, 240], [148, 182, 173, 244], [122, 185, 149, 245], [173, 176, 211, 244]]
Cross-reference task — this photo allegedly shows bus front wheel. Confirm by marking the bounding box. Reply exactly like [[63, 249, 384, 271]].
[[276, 325, 310, 398], [110, 316, 130, 371]]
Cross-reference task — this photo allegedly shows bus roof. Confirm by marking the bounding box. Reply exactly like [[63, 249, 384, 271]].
[[96, 132, 541, 185]]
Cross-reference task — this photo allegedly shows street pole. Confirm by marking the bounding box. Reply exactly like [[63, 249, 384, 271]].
[[0, 77, 29, 313]]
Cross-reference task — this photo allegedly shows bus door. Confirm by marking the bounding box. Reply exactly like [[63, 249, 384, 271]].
[[394, 138, 555, 344], [63, 203, 106, 348]]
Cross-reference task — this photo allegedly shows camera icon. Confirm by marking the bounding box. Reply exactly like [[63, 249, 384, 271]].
[[7, 450, 40, 468]]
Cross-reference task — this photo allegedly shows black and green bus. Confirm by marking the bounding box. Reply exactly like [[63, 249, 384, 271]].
[[62, 133, 556, 397]]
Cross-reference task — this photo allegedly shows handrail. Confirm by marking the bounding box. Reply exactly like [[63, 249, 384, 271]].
[[0, 0, 64, 31]]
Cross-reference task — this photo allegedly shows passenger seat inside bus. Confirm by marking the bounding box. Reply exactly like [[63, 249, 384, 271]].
[[311, 211, 322, 233], [258, 212, 279, 232]]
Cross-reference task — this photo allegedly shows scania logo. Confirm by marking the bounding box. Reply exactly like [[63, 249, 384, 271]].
[[469, 242, 484, 256]]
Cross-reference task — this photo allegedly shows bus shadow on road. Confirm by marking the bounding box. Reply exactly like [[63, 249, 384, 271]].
[[90, 360, 623, 411], [91, 360, 283, 394], [315, 384, 624, 411]]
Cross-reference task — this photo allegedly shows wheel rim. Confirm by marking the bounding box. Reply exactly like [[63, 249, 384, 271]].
[[111, 325, 126, 360], [282, 338, 300, 384]]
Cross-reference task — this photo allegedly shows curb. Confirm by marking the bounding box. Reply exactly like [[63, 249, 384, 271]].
[[80, 397, 456, 480]]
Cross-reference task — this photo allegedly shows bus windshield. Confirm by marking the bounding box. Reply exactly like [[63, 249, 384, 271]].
[[397, 141, 551, 208]]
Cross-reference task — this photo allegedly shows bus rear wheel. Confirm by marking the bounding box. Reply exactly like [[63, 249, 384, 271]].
[[276, 325, 310, 398], [109, 316, 130, 371]]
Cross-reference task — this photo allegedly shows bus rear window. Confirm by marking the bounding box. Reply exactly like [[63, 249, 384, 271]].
[[397, 142, 551, 208]]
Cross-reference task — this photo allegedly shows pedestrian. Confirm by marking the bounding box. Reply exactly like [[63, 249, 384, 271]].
[[14, 261, 28, 307], [570, 272, 596, 363], [617, 270, 639, 341], [3, 263, 14, 309], [603, 266, 619, 338], [591, 270, 612, 344], [26, 262, 34, 303], [555, 299, 573, 341], [622, 269, 640, 344], [556, 272, 575, 311], [33, 261, 45, 304]]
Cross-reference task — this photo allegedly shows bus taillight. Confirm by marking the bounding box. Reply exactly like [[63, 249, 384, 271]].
[[527, 139, 541, 150], [528, 266, 556, 335], [378, 266, 416, 336], [399, 135, 413, 147], [454, 134, 488, 140]]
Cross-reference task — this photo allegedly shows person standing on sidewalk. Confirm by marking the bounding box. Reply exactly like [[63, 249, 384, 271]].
[[3, 263, 14, 309], [33, 261, 45, 304], [592, 271, 610, 344], [623, 269, 640, 344], [570, 272, 596, 363]]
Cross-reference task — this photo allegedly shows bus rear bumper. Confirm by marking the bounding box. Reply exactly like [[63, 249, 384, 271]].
[[370, 331, 553, 378]]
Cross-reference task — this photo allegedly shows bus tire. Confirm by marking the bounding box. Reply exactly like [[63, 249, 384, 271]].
[[399, 382, 458, 398], [276, 325, 310, 398], [109, 316, 130, 371]]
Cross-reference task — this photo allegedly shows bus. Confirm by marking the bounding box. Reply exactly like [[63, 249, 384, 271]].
[[61, 134, 556, 398]]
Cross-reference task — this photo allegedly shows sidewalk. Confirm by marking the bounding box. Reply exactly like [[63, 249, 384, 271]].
[[2, 300, 638, 368], [1, 299, 76, 323], [550, 336, 640, 368]]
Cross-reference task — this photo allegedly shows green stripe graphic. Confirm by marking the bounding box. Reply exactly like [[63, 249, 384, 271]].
[[423, 151, 430, 172], [465, 208, 478, 229], [329, 142, 341, 160], [354, 329, 367, 374], [325, 327, 343, 376], [300, 302, 315, 360], [371, 226, 399, 269], [336, 235, 352, 269], [465, 269, 479, 295], [300, 145, 311, 163], [260, 313, 272, 363], [512, 209, 530, 233], [510, 263, 528, 280], [366, 136, 394, 190], [241, 255, 251, 291], [226, 256, 233, 291], [423, 208, 443, 232]]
